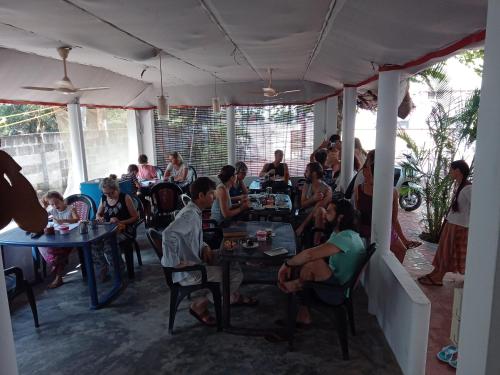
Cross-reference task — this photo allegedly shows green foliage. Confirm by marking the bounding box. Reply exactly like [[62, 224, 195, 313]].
[[452, 89, 480, 145], [398, 99, 474, 242], [0, 104, 60, 136], [411, 62, 448, 91], [457, 49, 484, 76]]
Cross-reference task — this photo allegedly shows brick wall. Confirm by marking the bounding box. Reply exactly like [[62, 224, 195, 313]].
[[1, 132, 69, 194]]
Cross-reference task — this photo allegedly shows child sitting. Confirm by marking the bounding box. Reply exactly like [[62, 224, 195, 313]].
[[39, 191, 79, 289]]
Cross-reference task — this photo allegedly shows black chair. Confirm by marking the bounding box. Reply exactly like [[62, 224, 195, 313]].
[[298, 243, 376, 360], [5, 267, 39, 327], [146, 228, 222, 334], [150, 182, 183, 229]]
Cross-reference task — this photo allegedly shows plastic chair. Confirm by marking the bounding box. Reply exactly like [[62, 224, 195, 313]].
[[150, 182, 183, 229], [298, 243, 376, 360], [146, 228, 222, 334], [180, 194, 192, 207], [5, 266, 39, 327]]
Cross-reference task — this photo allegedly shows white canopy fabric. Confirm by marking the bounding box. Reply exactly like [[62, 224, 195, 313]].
[[0, 0, 487, 108]]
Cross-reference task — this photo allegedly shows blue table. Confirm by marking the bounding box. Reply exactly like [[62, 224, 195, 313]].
[[0, 224, 124, 310]]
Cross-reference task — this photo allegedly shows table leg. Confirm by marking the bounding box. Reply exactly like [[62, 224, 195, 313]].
[[82, 244, 98, 309], [222, 259, 231, 329], [31, 247, 42, 283]]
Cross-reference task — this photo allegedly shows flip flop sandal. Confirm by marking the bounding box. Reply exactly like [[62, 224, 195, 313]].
[[406, 240, 422, 249], [437, 345, 457, 363], [189, 308, 216, 327], [231, 295, 259, 307], [418, 275, 443, 286], [448, 351, 458, 369]]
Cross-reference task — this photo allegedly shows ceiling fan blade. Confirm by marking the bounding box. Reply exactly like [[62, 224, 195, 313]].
[[277, 89, 301, 96], [21, 86, 56, 92], [75, 87, 110, 92]]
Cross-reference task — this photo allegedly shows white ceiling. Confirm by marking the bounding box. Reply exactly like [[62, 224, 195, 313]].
[[0, 0, 487, 108]]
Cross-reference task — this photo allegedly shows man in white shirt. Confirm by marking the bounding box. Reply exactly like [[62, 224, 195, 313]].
[[161, 177, 253, 327]]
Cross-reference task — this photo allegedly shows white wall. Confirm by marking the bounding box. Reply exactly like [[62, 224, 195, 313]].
[[367, 254, 430, 375]]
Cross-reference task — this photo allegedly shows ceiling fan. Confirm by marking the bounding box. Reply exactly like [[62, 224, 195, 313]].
[[22, 47, 110, 94], [257, 68, 301, 98]]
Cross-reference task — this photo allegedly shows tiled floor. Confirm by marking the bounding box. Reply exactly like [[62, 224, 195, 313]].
[[399, 208, 462, 374]]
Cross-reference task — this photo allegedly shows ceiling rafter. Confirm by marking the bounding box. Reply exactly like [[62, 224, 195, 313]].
[[302, 0, 347, 80], [198, 0, 265, 81], [61, 0, 225, 81]]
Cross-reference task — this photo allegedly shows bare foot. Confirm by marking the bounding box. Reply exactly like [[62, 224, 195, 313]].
[[48, 276, 63, 289]]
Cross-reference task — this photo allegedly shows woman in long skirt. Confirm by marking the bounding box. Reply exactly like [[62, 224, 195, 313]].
[[419, 160, 472, 286]]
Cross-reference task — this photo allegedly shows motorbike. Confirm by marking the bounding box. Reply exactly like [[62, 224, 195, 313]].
[[394, 153, 423, 211]]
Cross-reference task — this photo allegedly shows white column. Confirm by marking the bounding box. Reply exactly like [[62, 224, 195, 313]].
[[67, 103, 87, 182], [371, 71, 400, 253], [138, 110, 156, 166], [458, 1, 500, 373], [227, 106, 236, 165], [340, 87, 357, 191], [325, 96, 338, 137], [0, 252, 18, 375], [127, 110, 143, 161], [313, 100, 326, 148]]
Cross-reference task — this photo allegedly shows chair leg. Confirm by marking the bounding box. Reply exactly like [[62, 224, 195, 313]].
[[169, 288, 180, 335], [209, 285, 222, 332], [25, 282, 39, 328], [134, 240, 143, 266], [346, 298, 356, 336], [334, 307, 349, 360]]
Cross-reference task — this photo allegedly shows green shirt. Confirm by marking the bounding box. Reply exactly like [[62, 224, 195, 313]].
[[327, 230, 366, 285]]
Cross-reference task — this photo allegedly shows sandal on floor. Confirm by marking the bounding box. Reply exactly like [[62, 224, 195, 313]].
[[418, 275, 443, 286], [437, 345, 457, 363], [274, 319, 311, 329], [231, 295, 259, 307], [189, 308, 216, 327], [264, 332, 289, 343], [448, 351, 458, 369], [406, 240, 422, 249]]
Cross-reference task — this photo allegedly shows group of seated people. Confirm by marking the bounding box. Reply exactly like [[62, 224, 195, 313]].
[[39, 177, 139, 289], [158, 138, 421, 328], [160, 175, 367, 328]]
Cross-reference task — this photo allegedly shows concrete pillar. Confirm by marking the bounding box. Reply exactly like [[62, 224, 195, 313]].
[[67, 103, 88, 182], [371, 70, 400, 254], [340, 87, 357, 191], [313, 100, 326, 148], [127, 110, 143, 162], [325, 96, 338, 137], [458, 1, 500, 373], [138, 110, 156, 166], [0, 252, 18, 375], [227, 106, 236, 165]]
